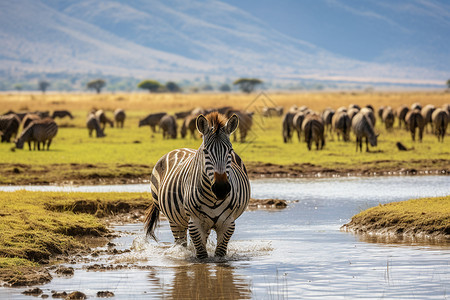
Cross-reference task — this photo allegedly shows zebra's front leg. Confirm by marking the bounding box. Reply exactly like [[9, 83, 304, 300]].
[[188, 220, 210, 259], [215, 222, 235, 257]]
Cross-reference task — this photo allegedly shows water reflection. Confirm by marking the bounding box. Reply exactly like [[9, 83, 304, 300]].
[[352, 232, 450, 248], [153, 264, 252, 299]]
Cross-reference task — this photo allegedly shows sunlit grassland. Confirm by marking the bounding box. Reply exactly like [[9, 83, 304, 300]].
[[0, 92, 449, 184]]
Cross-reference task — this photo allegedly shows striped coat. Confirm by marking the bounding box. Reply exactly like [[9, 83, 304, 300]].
[[431, 108, 449, 142], [145, 112, 250, 259], [352, 111, 378, 152], [95, 110, 114, 130], [0, 114, 20, 142], [302, 114, 325, 150], [15, 118, 58, 150], [395, 105, 409, 129], [86, 114, 105, 138]]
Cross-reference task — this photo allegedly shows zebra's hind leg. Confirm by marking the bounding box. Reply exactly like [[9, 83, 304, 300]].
[[188, 220, 209, 259], [170, 222, 187, 247], [215, 222, 235, 257]]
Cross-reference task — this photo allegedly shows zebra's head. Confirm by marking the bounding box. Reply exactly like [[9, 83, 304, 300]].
[[197, 112, 239, 200]]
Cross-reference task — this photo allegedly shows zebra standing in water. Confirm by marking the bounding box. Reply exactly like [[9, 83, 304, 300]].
[[145, 112, 250, 259]]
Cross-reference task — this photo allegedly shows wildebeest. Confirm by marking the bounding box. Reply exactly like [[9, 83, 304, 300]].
[[405, 109, 425, 142], [395, 105, 409, 129], [139, 112, 167, 133], [302, 114, 325, 150], [348, 104, 361, 111], [347, 107, 360, 122], [443, 104, 450, 115], [226, 110, 253, 142], [382, 106, 395, 130], [421, 104, 436, 133], [431, 108, 449, 142], [332, 110, 351, 141], [0, 114, 20, 142], [160, 115, 177, 139], [95, 110, 114, 130], [15, 118, 58, 151], [322, 108, 335, 135], [282, 112, 296, 143], [86, 114, 105, 138], [180, 114, 197, 139], [378, 106, 385, 121], [352, 111, 378, 152], [52, 110, 74, 119], [114, 109, 126, 128], [292, 111, 306, 142], [360, 107, 376, 127]]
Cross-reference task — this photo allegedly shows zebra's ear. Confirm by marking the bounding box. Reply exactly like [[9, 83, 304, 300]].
[[225, 114, 239, 135], [196, 114, 209, 135]]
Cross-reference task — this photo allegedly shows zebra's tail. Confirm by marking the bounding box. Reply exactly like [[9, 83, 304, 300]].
[[144, 202, 160, 241]]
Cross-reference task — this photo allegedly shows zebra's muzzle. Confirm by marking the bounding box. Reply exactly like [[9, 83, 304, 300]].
[[212, 172, 231, 200]]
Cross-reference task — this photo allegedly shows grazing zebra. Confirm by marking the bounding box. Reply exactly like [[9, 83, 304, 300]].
[[421, 104, 436, 133], [302, 113, 325, 150], [15, 118, 58, 151], [225, 110, 253, 143], [382, 106, 395, 130], [395, 105, 409, 129], [292, 111, 306, 142], [139, 112, 167, 133], [159, 115, 177, 139], [22, 113, 41, 129], [181, 114, 197, 139], [352, 111, 378, 152], [95, 110, 114, 130], [86, 114, 105, 138], [322, 108, 335, 135], [114, 109, 126, 128], [52, 110, 74, 119], [332, 111, 351, 141], [145, 112, 250, 259], [0, 114, 20, 142], [3, 111, 27, 121], [405, 109, 425, 142], [431, 108, 449, 142]]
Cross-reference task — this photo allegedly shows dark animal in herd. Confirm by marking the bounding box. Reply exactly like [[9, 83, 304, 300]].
[[95, 110, 114, 130], [432, 108, 448, 142], [145, 112, 250, 259], [86, 114, 105, 138], [52, 110, 74, 119], [114, 109, 126, 128], [352, 111, 378, 152], [159, 115, 178, 139], [382, 107, 395, 130], [15, 118, 58, 151], [332, 111, 351, 141], [180, 114, 197, 139], [0, 114, 20, 142], [302, 114, 325, 150], [139, 112, 167, 133], [226, 110, 253, 143], [405, 109, 425, 142]]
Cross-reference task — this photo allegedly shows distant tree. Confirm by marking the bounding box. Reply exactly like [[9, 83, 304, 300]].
[[219, 84, 231, 92], [202, 84, 214, 91], [138, 80, 162, 93], [38, 80, 50, 94], [14, 84, 22, 91], [233, 78, 263, 93], [87, 79, 106, 94], [165, 81, 181, 93]]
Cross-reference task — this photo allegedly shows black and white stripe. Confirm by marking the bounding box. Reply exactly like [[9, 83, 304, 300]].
[[15, 118, 58, 150], [145, 112, 250, 259]]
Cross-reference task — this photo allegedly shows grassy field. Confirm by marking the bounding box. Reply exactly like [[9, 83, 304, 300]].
[[342, 195, 450, 239], [0, 91, 449, 184]]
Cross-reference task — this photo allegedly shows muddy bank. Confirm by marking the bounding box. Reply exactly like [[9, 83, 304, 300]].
[[1, 160, 449, 186]]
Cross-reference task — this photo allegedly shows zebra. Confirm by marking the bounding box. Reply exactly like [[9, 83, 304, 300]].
[[322, 108, 335, 135], [431, 108, 449, 142], [95, 110, 114, 130], [302, 113, 325, 150], [225, 110, 253, 143], [15, 118, 58, 151], [405, 109, 425, 142], [395, 105, 409, 129], [292, 111, 306, 142], [181, 114, 198, 139], [348, 104, 361, 111], [378, 106, 385, 122], [0, 114, 20, 143], [114, 109, 126, 128], [52, 110, 74, 119], [86, 114, 105, 138], [382, 106, 395, 130], [262, 106, 284, 117], [332, 110, 351, 141], [352, 111, 378, 152], [144, 112, 250, 259], [159, 115, 177, 139], [360, 107, 376, 127], [22, 113, 41, 129], [421, 104, 436, 133], [282, 112, 296, 143], [411, 102, 422, 111], [139, 112, 167, 133]]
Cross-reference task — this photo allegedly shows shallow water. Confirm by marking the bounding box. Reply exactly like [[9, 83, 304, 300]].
[[1, 176, 449, 299]]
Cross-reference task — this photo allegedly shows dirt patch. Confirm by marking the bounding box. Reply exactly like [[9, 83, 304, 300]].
[[0, 267, 52, 287]]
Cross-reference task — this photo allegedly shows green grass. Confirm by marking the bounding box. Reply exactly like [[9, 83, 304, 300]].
[[0, 191, 150, 267], [344, 195, 450, 236]]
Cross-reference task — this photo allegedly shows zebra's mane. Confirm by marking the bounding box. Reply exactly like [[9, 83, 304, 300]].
[[205, 112, 227, 131]]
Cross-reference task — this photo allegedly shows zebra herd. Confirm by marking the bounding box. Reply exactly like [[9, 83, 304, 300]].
[[280, 102, 449, 152], [0, 110, 72, 150]]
